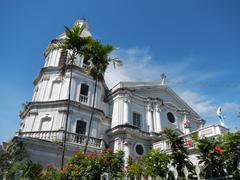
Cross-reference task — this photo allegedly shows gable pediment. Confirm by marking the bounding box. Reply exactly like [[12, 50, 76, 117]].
[[110, 82, 201, 119]]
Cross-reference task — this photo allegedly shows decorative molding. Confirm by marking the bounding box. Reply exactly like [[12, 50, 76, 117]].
[[124, 93, 131, 103], [42, 76, 50, 81], [155, 103, 163, 112], [147, 101, 154, 112], [28, 111, 38, 116], [19, 100, 107, 119]]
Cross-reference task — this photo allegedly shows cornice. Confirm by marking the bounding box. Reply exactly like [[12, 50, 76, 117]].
[[106, 124, 161, 141], [19, 100, 107, 120], [33, 65, 109, 93], [33, 65, 90, 85]]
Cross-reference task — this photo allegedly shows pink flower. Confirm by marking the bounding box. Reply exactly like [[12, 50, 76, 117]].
[[62, 167, 68, 172], [68, 164, 76, 169], [214, 146, 222, 154], [186, 140, 193, 147]]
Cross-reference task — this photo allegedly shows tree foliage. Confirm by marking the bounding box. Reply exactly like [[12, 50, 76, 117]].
[[221, 132, 240, 179], [83, 38, 122, 81], [49, 24, 92, 76], [0, 139, 43, 180], [128, 149, 171, 179], [196, 137, 226, 179], [164, 128, 195, 178], [39, 149, 124, 180]]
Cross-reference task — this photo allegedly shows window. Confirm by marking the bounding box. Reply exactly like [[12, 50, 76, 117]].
[[80, 84, 89, 96], [135, 143, 144, 156], [79, 84, 89, 103], [167, 112, 175, 123], [83, 57, 90, 66], [59, 50, 67, 66], [133, 112, 141, 128], [75, 120, 87, 135]]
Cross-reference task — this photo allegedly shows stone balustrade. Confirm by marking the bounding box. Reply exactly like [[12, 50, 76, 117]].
[[79, 94, 88, 104], [82, 63, 90, 69], [18, 130, 102, 149]]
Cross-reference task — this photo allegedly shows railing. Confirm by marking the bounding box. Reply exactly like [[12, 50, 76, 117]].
[[79, 94, 88, 104], [65, 132, 102, 148], [82, 63, 90, 69], [19, 130, 60, 141], [155, 138, 196, 151], [18, 130, 102, 149]]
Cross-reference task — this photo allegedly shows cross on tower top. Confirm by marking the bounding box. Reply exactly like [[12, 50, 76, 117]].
[[160, 73, 166, 85]]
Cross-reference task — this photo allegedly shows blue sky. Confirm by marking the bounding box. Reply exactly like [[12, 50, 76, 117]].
[[0, 0, 240, 143]]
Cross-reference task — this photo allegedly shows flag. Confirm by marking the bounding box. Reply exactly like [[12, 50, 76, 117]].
[[217, 107, 225, 126]]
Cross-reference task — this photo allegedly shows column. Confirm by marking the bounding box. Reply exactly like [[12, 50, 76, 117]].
[[147, 103, 153, 132], [123, 94, 130, 124], [70, 76, 76, 101], [123, 140, 130, 168]]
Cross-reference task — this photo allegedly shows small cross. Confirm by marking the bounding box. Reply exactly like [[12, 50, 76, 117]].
[[160, 73, 166, 85]]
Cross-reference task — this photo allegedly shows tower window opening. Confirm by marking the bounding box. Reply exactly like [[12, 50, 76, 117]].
[[79, 84, 89, 103], [75, 120, 87, 135], [82, 57, 90, 69], [74, 120, 87, 143]]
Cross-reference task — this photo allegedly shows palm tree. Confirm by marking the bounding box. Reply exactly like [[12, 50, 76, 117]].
[[83, 39, 122, 154], [49, 23, 92, 169]]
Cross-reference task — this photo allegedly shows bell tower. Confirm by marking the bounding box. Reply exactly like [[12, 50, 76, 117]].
[[17, 20, 110, 156]]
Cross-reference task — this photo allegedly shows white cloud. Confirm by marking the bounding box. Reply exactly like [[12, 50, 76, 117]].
[[105, 47, 194, 88], [222, 102, 240, 114], [178, 90, 217, 119], [178, 90, 240, 129]]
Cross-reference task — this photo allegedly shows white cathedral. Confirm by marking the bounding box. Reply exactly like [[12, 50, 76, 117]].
[[16, 20, 228, 167]]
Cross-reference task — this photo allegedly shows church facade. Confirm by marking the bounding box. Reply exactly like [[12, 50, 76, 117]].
[[16, 20, 228, 167]]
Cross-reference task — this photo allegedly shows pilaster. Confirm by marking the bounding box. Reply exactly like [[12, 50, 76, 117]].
[[123, 93, 131, 124], [147, 101, 154, 132], [155, 103, 162, 132]]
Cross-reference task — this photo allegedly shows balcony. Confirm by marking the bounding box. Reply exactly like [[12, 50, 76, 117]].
[[82, 63, 90, 69], [153, 125, 229, 152], [18, 130, 103, 149], [79, 94, 88, 104]]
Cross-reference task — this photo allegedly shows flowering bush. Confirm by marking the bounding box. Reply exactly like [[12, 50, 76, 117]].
[[39, 149, 124, 180], [214, 146, 222, 154], [142, 149, 171, 178], [197, 137, 225, 179], [127, 149, 171, 180], [127, 156, 144, 180]]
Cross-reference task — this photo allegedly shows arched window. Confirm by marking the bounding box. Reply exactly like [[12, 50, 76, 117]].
[[75, 120, 87, 135]]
